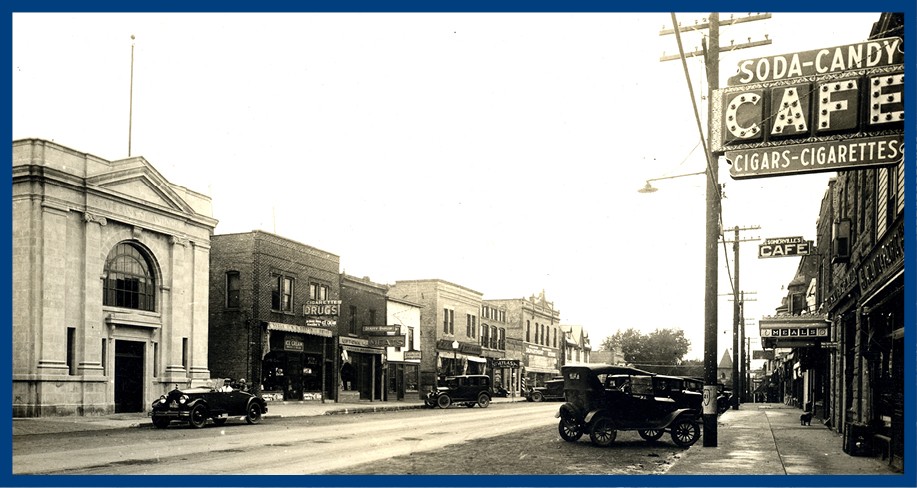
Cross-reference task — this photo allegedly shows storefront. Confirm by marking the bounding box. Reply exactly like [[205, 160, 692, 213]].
[[386, 351, 421, 401], [260, 322, 332, 401], [339, 337, 385, 401], [434, 340, 485, 378]]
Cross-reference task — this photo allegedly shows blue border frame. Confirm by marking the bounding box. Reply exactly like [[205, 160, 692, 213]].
[[4, 1, 914, 487]]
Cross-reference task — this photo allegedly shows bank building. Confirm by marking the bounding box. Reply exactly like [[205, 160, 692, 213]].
[[12, 139, 217, 416]]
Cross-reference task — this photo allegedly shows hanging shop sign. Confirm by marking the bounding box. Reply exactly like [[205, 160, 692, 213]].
[[758, 236, 812, 258], [403, 351, 422, 361], [711, 37, 904, 180], [494, 359, 520, 369], [302, 300, 341, 316], [368, 336, 406, 348], [726, 37, 903, 85], [362, 325, 401, 334], [728, 135, 902, 179], [759, 316, 829, 348]]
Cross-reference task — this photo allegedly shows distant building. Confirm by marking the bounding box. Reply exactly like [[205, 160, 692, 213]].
[[560, 325, 591, 365], [486, 292, 562, 388], [13, 139, 217, 416], [387, 279, 486, 393], [338, 274, 388, 401], [384, 295, 422, 400]]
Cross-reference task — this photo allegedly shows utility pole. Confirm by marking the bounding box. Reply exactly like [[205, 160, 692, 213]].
[[660, 12, 770, 448], [723, 225, 760, 409]]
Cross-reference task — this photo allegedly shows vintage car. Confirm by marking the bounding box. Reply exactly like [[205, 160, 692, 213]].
[[556, 364, 702, 447], [525, 376, 565, 402], [424, 374, 492, 408], [150, 380, 268, 428]]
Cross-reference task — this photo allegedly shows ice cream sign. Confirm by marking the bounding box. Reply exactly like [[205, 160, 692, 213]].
[[711, 37, 904, 179]]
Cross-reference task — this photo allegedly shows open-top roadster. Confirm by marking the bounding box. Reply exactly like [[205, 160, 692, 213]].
[[150, 379, 267, 429]]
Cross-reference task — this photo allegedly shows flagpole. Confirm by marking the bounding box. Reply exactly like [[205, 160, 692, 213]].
[[128, 34, 135, 157]]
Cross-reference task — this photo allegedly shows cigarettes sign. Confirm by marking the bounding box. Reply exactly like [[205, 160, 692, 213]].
[[711, 37, 904, 181], [759, 236, 812, 258], [727, 135, 903, 179]]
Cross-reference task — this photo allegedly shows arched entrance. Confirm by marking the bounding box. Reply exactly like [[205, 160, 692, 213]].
[[114, 340, 145, 413]]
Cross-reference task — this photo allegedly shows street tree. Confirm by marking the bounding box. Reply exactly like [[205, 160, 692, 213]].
[[601, 328, 691, 366]]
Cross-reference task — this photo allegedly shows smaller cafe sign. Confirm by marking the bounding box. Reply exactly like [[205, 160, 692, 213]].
[[758, 236, 812, 258]]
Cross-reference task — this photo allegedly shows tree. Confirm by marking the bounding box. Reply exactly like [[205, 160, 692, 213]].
[[601, 328, 691, 366]]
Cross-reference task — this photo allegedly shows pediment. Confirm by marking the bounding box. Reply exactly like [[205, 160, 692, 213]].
[[87, 158, 194, 214]]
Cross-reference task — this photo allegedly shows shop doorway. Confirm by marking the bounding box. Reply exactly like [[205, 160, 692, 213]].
[[114, 340, 145, 413]]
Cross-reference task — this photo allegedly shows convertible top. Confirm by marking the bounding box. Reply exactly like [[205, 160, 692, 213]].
[[560, 364, 654, 391]]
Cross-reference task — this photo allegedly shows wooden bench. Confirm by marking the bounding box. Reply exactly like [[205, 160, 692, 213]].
[[872, 434, 892, 461]]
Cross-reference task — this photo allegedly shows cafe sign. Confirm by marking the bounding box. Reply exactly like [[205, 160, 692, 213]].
[[712, 37, 904, 180], [759, 236, 812, 258]]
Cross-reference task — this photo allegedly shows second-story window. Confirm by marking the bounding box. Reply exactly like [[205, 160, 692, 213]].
[[466, 314, 476, 338], [271, 274, 294, 312], [407, 326, 414, 350], [443, 308, 454, 334], [349, 305, 357, 334], [225, 271, 240, 309], [309, 282, 329, 300]]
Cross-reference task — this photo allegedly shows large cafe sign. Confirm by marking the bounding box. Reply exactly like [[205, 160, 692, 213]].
[[712, 37, 904, 179]]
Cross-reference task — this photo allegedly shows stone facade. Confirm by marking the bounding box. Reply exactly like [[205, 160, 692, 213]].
[[12, 139, 217, 416]]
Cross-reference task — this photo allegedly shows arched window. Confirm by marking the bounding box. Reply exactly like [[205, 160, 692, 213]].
[[103, 242, 156, 311]]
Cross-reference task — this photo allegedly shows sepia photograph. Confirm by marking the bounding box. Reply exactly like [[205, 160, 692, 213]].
[[8, 4, 910, 482]]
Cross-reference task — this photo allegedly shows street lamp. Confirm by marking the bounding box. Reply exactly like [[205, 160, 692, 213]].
[[637, 171, 707, 193], [452, 340, 459, 375]]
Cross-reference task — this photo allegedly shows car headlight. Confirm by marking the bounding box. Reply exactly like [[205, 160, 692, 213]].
[[179, 395, 189, 404], [159, 395, 167, 403]]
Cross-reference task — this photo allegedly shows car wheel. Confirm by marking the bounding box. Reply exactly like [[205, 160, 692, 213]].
[[245, 402, 263, 424], [558, 417, 583, 442], [638, 429, 665, 442], [151, 416, 170, 429], [531, 391, 544, 402], [589, 417, 617, 447], [436, 394, 451, 409], [213, 417, 228, 426], [188, 404, 208, 428], [670, 418, 700, 447], [477, 394, 491, 408]]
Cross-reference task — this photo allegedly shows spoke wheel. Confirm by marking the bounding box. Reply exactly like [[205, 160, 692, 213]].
[[558, 418, 583, 442], [531, 392, 544, 402], [477, 394, 491, 408], [245, 402, 263, 424], [188, 404, 208, 429], [670, 418, 700, 447], [589, 417, 617, 447], [638, 429, 665, 442], [436, 394, 451, 409], [151, 416, 170, 429]]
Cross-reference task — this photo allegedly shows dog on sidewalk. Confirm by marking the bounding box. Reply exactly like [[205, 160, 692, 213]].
[[800, 411, 813, 426]]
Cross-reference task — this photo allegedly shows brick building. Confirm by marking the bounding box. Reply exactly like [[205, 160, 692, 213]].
[[12, 139, 217, 416], [486, 292, 562, 388], [208, 231, 340, 402], [387, 279, 486, 393], [337, 274, 388, 401]]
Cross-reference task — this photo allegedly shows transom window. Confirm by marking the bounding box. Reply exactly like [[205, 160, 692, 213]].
[[103, 242, 156, 311]]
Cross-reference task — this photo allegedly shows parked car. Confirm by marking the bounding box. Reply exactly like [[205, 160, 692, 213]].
[[425, 374, 492, 408], [525, 376, 565, 402], [556, 364, 702, 447], [150, 379, 268, 428]]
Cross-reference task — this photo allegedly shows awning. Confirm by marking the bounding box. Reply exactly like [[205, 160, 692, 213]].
[[525, 366, 559, 375], [265, 321, 332, 337], [466, 356, 486, 363]]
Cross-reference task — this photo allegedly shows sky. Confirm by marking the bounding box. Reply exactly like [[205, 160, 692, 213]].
[[12, 11, 887, 362]]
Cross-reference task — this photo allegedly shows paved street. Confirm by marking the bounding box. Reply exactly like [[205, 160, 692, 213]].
[[11, 399, 900, 476]]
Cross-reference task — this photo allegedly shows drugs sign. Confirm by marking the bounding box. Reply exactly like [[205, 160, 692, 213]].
[[759, 236, 812, 258]]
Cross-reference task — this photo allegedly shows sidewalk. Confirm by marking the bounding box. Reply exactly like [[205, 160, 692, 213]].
[[11, 395, 521, 436], [665, 402, 899, 475]]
